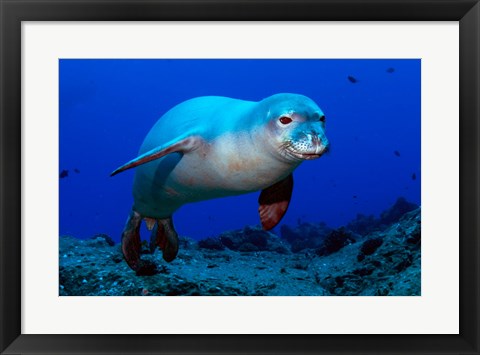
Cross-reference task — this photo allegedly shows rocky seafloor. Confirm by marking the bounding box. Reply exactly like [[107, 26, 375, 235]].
[[59, 198, 421, 296]]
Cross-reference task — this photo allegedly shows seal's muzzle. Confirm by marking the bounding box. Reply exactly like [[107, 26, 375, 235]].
[[288, 131, 329, 160]]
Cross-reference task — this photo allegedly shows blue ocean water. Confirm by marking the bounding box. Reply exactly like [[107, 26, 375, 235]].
[[59, 59, 420, 242]]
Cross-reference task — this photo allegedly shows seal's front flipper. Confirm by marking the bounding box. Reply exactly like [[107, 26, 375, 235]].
[[110, 135, 203, 176], [150, 217, 179, 262], [121, 210, 143, 271], [258, 174, 294, 230]]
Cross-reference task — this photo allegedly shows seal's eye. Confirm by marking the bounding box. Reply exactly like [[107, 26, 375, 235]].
[[279, 116, 292, 125], [319, 115, 326, 123]]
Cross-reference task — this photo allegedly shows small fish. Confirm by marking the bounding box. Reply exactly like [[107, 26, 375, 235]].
[[353, 195, 357, 199], [411, 173, 416, 180], [394, 150, 401, 157], [347, 76, 358, 83], [386, 67, 395, 73], [74, 168, 80, 173], [59, 170, 69, 179]]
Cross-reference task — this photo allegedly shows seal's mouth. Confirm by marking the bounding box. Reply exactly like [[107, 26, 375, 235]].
[[280, 134, 329, 162], [289, 152, 322, 160], [285, 148, 326, 160]]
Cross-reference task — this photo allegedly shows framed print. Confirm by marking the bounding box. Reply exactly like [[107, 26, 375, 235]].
[[1, 0, 479, 354]]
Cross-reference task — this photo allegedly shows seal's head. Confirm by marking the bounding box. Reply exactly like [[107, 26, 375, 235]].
[[259, 93, 330, 163]]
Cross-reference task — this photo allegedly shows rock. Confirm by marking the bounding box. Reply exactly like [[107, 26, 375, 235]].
[[346, 197, 418, 236], [360, 237, 383, 255], [316, 208, 421, 296], [272, 244, 290, 255], [399, 209, 421, 248], [88, 234, 116, 247], [135, 259, 159, 276], [58, 207, 420, 296], [352, 267, 374, 276], [292, 260, 309, 270], [407, 232, 421, 245], [178, 236, 197, 250], [346, 213, 379, 236], [165, 282, 201, 296], [243, 226, 269, 249], [218, 226, 289, 253], [111, 254, 123, 263], [198, 237, 225, 251], [280, 222, 332, 252], [316, 228, 356, 256], [237, 242, 259, 252], [379, 197, 418, 226]]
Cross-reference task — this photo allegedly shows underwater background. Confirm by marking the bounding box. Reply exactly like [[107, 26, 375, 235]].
[[59, 59, 420, 241], [59, 59, 421, 296]]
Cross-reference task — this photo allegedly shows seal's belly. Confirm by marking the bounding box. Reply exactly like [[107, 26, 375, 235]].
[[171, 151, 278, 195], [132, 135, 293, 218], [179, 134, 287, 189]]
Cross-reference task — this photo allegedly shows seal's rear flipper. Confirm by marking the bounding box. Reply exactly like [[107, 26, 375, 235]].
[[110, 135, 203, 176], [258, 174, 293, 230], [150, 217, 179, 262], [121, 209, 143, 271], [122, 210, 159, 276]]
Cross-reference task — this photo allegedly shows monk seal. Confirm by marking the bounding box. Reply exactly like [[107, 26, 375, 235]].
[[112, 93, 329, 274]]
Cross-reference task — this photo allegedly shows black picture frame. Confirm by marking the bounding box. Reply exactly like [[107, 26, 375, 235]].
[[1, 0, 479, 354]]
